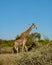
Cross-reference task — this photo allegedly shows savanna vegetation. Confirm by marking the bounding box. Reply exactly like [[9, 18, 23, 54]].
[[0, 32, 52, 65]]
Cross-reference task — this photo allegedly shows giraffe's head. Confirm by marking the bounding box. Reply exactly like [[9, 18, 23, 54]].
[[31, 23, 37, 29]]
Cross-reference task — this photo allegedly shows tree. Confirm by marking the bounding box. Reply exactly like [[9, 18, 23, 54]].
[[30, 32, 41, 41], [15, 35, 20, 40]]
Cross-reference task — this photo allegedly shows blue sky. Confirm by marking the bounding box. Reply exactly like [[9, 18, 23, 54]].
[[0, 0, 52, 40]]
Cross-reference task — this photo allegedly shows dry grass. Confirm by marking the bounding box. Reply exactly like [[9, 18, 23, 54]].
[[0, 43, 52, 65]]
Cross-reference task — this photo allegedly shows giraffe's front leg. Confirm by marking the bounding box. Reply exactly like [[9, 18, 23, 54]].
[[22, 45, 28, 52], [25, 45, 28, 52], [22, 44, 25, 52], [22, 38, 27, 52], [22, 43, 28, 52]]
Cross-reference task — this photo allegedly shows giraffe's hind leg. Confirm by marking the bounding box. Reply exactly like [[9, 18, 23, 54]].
[[13, 41, 19, 53], [13, 46, 19, 53], [13, 47, 17, 53]]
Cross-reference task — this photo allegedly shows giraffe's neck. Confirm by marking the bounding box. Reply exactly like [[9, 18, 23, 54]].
[[19, 25, 33, 39], [25, 25, 33, 34]]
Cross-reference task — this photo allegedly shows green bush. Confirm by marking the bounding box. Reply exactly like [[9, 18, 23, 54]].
[[0, 39, 14, 47]]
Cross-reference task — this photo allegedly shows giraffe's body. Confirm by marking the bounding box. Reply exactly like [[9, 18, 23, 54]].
[[13, 24, 37, 53]]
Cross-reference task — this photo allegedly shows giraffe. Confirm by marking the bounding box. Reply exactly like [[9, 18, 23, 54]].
[[13, 24, 37, 53]]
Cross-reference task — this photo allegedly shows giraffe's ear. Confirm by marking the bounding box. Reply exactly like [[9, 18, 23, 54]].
[[36, 27, 37, 29]]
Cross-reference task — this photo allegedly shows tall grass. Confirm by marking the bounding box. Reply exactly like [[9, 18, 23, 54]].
[[0, 42, 52, 65]]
